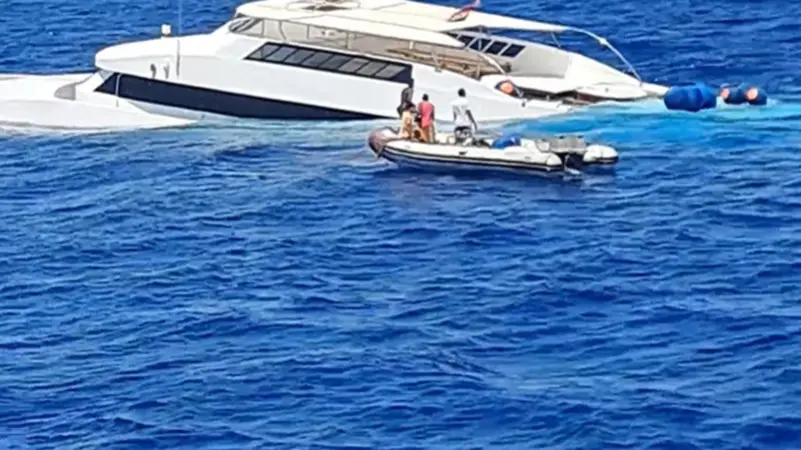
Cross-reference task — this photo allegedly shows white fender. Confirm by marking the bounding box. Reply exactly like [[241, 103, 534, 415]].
[[583, 144, 618, 163]]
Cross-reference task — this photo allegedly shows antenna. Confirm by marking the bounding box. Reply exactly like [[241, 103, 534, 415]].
[[175, 0, 183, 78], [178, 0, 183, 35]]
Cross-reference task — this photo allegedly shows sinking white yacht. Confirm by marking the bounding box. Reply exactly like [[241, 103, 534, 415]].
[[0, 0, 671, 129]]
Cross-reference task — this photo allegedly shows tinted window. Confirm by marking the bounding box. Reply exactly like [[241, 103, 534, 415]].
[[318, 54, 351, 70], [501, 44, 525, 57], [374, 65, 405, 79], [264, 46, 297, 62], [336, 58, 369, 73], [485, 41, 507, 55], [456, 35, 474, 45], [244, 43, 410, 83], [283, 48, 315, 64], [300, 51, 333, 67], [355, 61, 387, 76], [250, 43, 280, 60], [230, 18, 259, 33], [469, 38, 491, 51]]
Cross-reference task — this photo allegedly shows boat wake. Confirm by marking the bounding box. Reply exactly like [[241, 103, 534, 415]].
[[507, 94, 801, 134], [485, 93, 801, 176]]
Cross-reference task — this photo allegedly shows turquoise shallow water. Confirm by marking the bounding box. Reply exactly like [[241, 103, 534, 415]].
[[2, 0, 801, 449]]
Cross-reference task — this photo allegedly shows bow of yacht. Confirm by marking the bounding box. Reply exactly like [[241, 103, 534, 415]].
[[0, 0, 670, 130]]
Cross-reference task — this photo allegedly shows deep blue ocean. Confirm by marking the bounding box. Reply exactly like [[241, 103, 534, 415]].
[[2, 0, 801, 448]]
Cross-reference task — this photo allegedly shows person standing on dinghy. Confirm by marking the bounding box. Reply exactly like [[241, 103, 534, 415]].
[[399, 101, 417, 139], [451, 88, 477, 144], [417, 94, 435, 143], [397, 82, 413, 117]]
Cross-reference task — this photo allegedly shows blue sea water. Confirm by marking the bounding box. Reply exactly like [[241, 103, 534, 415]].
[[2, 0, 801, 448]]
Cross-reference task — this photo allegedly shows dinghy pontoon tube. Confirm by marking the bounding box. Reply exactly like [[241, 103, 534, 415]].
[[367, 127, 618, 175]]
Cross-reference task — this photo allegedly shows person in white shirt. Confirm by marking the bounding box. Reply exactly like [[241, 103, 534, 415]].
[[451, 88, 478, 144]]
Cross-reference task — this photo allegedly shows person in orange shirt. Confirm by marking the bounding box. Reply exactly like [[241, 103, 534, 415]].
[[417, 94, 435, 143]]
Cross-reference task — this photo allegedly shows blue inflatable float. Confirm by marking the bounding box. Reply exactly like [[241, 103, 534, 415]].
[[663, 83, 717, 112], [491, 133, 522, 149], [744, 85, 768, 105], [721, 83, 768, 106], [663, 82, 768, 111], [720, 84, 747, 105]]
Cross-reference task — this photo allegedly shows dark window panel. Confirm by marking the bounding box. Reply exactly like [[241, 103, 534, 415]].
[[485, 41, 508, 55], [355, 61, 387, 76], [264, 46, 297, 62], [501, 44, 525, 57]]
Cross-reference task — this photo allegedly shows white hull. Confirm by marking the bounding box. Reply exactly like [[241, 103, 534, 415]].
[[0, 73, 195, 132], [0, 66, 570, 132], [0, 0, 672, 132]]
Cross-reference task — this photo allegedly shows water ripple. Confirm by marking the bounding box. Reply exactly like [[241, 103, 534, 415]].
[[3, 0, 801, 449]]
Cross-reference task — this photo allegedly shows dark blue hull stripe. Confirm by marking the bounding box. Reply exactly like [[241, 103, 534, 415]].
[[95, 73, 385, 121]]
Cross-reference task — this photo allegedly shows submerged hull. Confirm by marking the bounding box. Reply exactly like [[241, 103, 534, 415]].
[[0, 49, 663, 132], [0, 71, 576, 131], [0, 72, 385, 131], [0, 73, 195, 131]]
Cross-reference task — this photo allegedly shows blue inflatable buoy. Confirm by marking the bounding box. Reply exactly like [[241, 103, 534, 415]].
[[663, 83, 717, 112], [721, 83, 768, 106], [744, 85, 768, 105], [720, 84, 747, 105], [491, 133, 522, 149]]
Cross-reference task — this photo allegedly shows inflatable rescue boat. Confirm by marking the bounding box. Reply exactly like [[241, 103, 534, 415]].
[[367, 127, 618, 175]]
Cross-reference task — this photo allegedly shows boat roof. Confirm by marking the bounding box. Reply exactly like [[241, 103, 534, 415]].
[[294, 14, 465, 48], [236, 0, 568, 42]]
